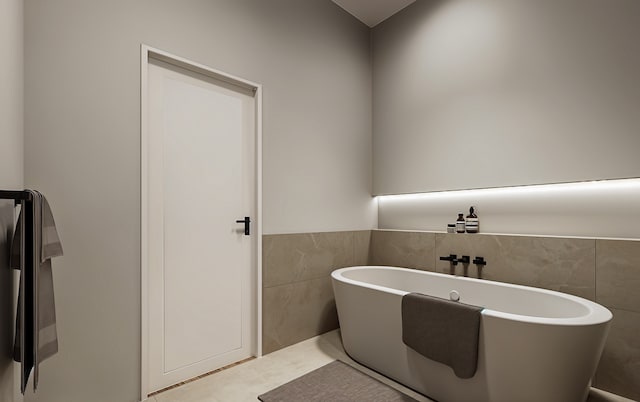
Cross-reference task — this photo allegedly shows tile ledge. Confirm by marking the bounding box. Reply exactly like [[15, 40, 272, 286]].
[[374, 229, 640, 242], [263, 229, 374, 236]]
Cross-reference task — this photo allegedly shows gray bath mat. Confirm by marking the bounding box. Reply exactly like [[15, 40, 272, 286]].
[[257, 360, 419, 402]]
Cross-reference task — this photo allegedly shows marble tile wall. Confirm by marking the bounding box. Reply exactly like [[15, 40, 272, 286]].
[[595, 240, 640, 400], [433, 233, 596, 300], [369, 230, 435, 271], [262, 229, 639, 399], [369, 230, 640, 401], [262, 230, 370, 354]]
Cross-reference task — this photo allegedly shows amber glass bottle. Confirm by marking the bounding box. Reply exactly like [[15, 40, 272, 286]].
[[466, 206, 479, 233], [456, 213, 465, 233]]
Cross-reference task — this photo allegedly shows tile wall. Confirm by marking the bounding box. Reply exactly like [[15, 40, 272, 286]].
[[262, 231, 370, 354], [369, 230, 640, 401], [595, 240, 640, 400], [262, 229, 639, 400]]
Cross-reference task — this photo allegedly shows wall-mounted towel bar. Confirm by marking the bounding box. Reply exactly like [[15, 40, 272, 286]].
[[0, 190, 32, 202], [0, 189, 63, 394], [1, 190, 33, 394]]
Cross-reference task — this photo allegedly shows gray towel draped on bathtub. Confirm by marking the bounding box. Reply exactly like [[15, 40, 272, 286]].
[[11, 190, 63, 390], [401, 292, 483, 379]]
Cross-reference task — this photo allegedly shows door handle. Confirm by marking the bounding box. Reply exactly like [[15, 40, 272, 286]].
[[235, 216, 251, 236]]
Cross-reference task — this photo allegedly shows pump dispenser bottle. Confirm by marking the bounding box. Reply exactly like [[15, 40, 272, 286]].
[[466, 206, 479, 233], [456, 213, 465, 233]]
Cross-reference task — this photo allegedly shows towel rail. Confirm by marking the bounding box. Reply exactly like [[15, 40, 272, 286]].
[[1, 190, 35, 394], [0, 190, 33, 201]]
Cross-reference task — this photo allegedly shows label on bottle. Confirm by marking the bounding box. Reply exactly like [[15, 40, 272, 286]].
[[465, 218, 479, 233], [456, 221, 465, 233]]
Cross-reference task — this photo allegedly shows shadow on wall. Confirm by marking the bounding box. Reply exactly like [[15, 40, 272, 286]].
[[318, 301, 338, 334], [0, 202, 16, 401]]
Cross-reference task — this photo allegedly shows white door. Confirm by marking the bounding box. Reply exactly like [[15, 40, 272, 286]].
[[146, 57, 256, 393]]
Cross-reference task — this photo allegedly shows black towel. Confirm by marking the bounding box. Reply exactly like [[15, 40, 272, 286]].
[[401, 292, 483, 379]]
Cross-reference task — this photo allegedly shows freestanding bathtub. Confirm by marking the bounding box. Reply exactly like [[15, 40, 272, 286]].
[[331, 266, 612, 402]]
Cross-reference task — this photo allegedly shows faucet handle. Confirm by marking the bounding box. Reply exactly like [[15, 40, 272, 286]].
[[473, 256, 487, 266], [456, 255, 470, 264], [439, 254, 458, 266]]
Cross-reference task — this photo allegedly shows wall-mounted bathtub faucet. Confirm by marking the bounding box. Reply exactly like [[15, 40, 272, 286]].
[[456, 255, 470, 264], [439, 254, 458, 265], [473, 256, 487, 266]]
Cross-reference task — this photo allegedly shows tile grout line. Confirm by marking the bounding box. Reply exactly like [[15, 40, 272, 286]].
[[352, 230, 356, 267], [593, 239, 598, 388], [607, 305, 640, 315], [265, 230, 368, 290], [594, 239, 598, 304], [264, 277, 323, 289]]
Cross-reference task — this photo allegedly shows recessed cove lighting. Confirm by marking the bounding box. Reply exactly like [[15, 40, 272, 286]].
[[376, 178, 640, 201]]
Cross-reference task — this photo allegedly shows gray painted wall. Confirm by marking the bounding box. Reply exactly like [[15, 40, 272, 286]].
[[0, 0, 23, 188], [0, 0, 24, 401], [372, 0, 640, 195], [24, 1, 372, 401]]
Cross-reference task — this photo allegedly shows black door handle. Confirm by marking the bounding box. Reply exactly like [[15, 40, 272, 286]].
[[235, 216, 250, 236]]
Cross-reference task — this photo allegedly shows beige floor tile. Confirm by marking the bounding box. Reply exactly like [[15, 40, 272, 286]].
[[155, 384, 223, 402], [153, 329, 627, 402], [153, 330, 431, 402]]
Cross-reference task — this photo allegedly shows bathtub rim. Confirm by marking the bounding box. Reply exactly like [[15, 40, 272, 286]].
[[331, 265, 612, 326]]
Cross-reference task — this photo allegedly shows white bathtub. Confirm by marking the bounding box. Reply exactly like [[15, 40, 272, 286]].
[[331, 266, 612, 402]]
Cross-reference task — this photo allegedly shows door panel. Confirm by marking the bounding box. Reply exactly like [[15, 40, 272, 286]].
[[147, 58, 255, 391]]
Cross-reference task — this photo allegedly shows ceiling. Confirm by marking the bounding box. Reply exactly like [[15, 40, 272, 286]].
[[332, 0, 416, 27]]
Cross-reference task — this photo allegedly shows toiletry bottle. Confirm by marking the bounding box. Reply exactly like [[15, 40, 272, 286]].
[[447, 223, 456, 233], [466, 206, 479, 233], [456, 213, 465, 233]]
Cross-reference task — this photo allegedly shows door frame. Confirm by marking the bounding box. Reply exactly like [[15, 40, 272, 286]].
[[139, 44, 263, 401]]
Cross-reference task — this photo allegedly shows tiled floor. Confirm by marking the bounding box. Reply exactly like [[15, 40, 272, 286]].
[[149, 330, 633, 402]]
